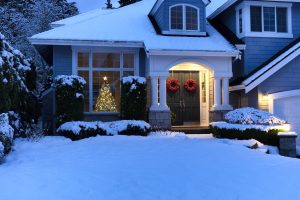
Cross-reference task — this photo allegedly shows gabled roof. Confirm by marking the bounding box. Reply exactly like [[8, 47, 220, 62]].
[[30, 0, 238, 55], [150, 0, 210, 15], [231, 37, 300, 93]]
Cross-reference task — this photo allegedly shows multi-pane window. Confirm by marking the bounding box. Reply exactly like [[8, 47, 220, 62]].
[[170, 4, 199, 31], [170, 5, 183, 30], [186, 6, 198, 31], [263, 7, 275, 32], [250, 5, 288, 33], [76, 52, 136, 113]]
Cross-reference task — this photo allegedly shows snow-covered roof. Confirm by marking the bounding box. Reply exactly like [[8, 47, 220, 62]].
[[31, 0, 237, 54]]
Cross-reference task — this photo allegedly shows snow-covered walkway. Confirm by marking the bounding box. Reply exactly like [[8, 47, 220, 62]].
[[0, 135, 299, 200]]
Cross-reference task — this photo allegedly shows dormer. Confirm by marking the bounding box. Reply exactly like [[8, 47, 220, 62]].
[[150, 0, 210, 36]]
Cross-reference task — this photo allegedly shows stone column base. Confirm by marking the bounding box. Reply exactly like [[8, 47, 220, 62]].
[[149, 110, 171, 130], [209, 110, 231, 122], [278, 133, 297, 158]]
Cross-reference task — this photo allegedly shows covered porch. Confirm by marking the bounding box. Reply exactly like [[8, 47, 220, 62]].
[[147, 54, 234, 129]]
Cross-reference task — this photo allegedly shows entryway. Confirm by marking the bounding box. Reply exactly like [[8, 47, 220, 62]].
[[167, 63, 210, 127]]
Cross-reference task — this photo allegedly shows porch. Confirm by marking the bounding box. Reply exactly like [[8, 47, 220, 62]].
[[147, 56, 233, 129]]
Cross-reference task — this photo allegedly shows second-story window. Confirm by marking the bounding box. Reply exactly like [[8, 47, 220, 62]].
[[250, 5, 288, 33], [170, 4, 199, 31]]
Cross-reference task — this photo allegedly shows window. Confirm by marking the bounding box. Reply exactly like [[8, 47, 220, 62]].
[[236, 2, 292, 38], [263, 7, 275, 32], [277, 7, 288, 33], [170, 5, 183, 30], [250, 6, 262, 32], [170, 4, 199, 31], [76, 51, 136, 113], [238, 9, 243, 33]]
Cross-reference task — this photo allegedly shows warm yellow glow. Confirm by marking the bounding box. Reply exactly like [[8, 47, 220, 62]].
[[282, 123, 291, 132], [103, 76, 108, 81], [261, 94, 270, 101]]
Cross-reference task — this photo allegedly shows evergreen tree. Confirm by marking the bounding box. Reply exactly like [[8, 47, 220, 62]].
[[95, 77, 118, 112], [106, 0, 113, 9]]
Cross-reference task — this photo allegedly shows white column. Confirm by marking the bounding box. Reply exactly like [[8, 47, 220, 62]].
[[222, 77, 233, 110], [159, 76, 169, 110], [150, 76, 159, 111], [222, 78, 230, 106], [213, 77, 222, 110]]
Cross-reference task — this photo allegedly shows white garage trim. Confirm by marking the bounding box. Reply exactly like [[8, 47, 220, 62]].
[[268, 89, 300, 114]]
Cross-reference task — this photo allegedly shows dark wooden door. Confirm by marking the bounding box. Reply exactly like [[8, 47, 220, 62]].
[[167, 71, 200, 125]]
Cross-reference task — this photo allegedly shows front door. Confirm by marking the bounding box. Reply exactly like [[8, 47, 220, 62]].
[[167, 71, 200, 126]]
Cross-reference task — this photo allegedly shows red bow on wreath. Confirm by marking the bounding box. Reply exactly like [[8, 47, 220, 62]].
[[184, 79, 197, 92], [167, 78, 180, 92]]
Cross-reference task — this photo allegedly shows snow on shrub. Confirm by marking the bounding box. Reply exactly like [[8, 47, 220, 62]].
[[57, 120, 151, 140], [225, 107, 287, 125], [121, 76, 147, 120], [0, 113, 14, 154], [54, 75, 86, 126], [149, 131, 187, 138]]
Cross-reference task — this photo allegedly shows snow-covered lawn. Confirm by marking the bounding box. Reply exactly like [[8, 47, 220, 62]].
[[0, 135, 300, 200]]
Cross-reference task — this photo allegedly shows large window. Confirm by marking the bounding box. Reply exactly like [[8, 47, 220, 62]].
[[170, 4, 199, 31], [76, 51, 136, 113], [236, 2, 292, 38]]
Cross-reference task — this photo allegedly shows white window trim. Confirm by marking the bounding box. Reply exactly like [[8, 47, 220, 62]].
[[72, 47, 139, 114], [169, 4, 200, 34], [235, 1, 293, 39]]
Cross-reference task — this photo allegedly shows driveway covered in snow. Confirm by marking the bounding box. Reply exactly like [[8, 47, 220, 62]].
[[0, 135, 300, 200]]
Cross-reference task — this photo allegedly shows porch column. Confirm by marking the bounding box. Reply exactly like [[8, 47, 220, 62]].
[[159, 76, 169, 110], [150, 76, 159, 111], [222, 77, 233, 110], [213, 77, 222, 110]]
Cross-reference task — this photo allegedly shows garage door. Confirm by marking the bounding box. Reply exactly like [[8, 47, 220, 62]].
[[273, 96, 300, 145]]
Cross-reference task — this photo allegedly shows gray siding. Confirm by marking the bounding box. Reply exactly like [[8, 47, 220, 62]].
[[153, 0, 206, 33], [53, 45, 72, 77], [259, 54, 300, 94]]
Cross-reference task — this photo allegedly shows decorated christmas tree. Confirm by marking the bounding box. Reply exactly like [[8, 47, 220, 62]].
[[95, 77, 118, 112]]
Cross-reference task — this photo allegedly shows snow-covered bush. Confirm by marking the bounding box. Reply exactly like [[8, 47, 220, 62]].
[[121, 76, 147, 120], [54, 75, 86, 126], [210, 122, 290, 146], [57, 120, 151, 140], [0, 33, 40, 125], [0, 113, 14, 154], [225, 107, 287, 125]]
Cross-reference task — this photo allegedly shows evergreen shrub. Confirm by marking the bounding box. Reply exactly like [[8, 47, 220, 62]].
[[54, 75, 86, 126], [121, 76, 147, 120]]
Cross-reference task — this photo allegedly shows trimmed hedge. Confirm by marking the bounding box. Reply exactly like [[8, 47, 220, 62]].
[[210, 126, 285, 146], [59, 126, 107, 141], [118, 124, 150, 136]]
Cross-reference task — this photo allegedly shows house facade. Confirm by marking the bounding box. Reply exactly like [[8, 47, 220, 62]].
[[31, 0, 239, 131], [207, 0, 300, 142]]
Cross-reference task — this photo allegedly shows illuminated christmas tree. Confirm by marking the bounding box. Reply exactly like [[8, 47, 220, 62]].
[[95, 76, 118, 112]]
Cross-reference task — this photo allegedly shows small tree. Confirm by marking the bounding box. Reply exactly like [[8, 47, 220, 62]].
[[54, 75, 86, 126], [95, 77, 118, 112], [121, 76, 147, 120]]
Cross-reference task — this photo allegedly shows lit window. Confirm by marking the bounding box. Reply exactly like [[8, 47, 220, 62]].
[[76, 52, 136, 113]]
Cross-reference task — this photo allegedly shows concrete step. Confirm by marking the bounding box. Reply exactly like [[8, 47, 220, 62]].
[[171, 126, 210, 135]]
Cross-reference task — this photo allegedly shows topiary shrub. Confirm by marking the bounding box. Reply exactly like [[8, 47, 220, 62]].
[[121, 76, 147, 120], [54, 75, 86, 126]]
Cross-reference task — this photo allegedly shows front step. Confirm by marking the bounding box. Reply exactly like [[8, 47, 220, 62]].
[[171, 126, 210, 135]]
